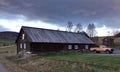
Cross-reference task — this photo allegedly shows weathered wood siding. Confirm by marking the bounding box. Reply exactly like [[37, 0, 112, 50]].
[[30, 43, 65, 52], [16, 29, 30, 53], [30, 43, 92, 53]]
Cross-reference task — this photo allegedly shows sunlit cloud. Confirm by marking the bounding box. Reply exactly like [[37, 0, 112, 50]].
[[96, 25, 113, 36], [0, 0, 120, 36], [0, 19, 66, 32]]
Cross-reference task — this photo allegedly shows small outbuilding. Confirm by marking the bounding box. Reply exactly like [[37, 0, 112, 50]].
[[114, 33, 120, 37], [15, 26, 95, 54], [102, 37, 114, 46]]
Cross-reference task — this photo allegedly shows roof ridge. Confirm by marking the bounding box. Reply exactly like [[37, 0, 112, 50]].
[[22, 26, 86, 34], [16, 26, 94, 44]]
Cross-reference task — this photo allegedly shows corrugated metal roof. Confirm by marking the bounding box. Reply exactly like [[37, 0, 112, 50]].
[[22, 26, 94, 44]]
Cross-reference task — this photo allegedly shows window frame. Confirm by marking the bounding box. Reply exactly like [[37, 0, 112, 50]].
[[20, 43, 22, 49], [85, 45, 89, 49], [74, 45, 78, 49], [22, 33, 25, 40], [23, 43, 26, 49], [68, 45, 72, 49]]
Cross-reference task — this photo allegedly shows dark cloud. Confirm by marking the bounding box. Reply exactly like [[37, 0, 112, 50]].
[[0, 0, 120, 28], [0, 25, 9, 31]]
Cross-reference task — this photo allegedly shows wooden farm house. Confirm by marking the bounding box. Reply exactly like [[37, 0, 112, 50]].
[[115, 33, 120, 37], [16, 26, 95, 54]]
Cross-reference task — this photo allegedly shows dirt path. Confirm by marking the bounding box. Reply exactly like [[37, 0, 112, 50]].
[[0, 45, 15, 49], [0, 64, 7, 72]]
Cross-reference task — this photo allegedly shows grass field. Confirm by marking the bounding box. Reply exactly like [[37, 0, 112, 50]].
[[43, 53, 120, 71], [0, 46, 120, 72], [0, 39, 14, 44]]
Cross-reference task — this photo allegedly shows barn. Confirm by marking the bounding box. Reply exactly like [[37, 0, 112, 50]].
[[16, 26, 95, 54], [102, 37, 114, 46]]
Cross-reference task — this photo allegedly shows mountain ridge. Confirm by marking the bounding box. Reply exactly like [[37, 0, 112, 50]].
[[0, 31, 18, 40]]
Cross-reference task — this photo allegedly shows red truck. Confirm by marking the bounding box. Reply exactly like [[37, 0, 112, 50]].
[[90, 45, 114, 53]]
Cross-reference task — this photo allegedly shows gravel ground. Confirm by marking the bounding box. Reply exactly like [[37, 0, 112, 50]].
[[113, 49, 120, 54], [93, 49, 120, 56], [0, 64, 7, 72]]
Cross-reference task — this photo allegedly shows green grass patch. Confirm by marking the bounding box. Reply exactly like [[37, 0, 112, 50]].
[[0, 45, 16, 52], [5, 53, 120, 72], [42, 53, 120, 71], [0, 39, 14, 44], [1, 46, 120, 72]]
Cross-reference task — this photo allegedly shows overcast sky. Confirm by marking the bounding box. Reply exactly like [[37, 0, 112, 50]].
[[0, 0, 120, 36]]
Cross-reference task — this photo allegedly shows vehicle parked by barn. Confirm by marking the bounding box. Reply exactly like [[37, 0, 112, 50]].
[[90, 45, 114, 54]]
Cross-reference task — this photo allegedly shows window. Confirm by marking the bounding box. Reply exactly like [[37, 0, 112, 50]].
[[68, 45, 72, 49], [20, 43, 22, 49], [85, 45, 89, 49], [22, 33, 25, 40], [74, 45, 78, 49], [24, 43, 26, 49]]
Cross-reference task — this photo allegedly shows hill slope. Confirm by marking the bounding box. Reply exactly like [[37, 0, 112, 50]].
[[0, 31, 18, 40]]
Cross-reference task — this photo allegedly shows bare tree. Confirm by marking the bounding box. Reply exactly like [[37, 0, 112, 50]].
[[66, 21, 73, 32], [112, 30, 119, 36], [86, 23, 96, 37], [74, 23, 83, 32], [107, 31, 111, 36]]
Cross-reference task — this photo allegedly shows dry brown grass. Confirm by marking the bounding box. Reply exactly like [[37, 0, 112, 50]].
[[0, 46, 28, 72], [1, 46, 120, 72]]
